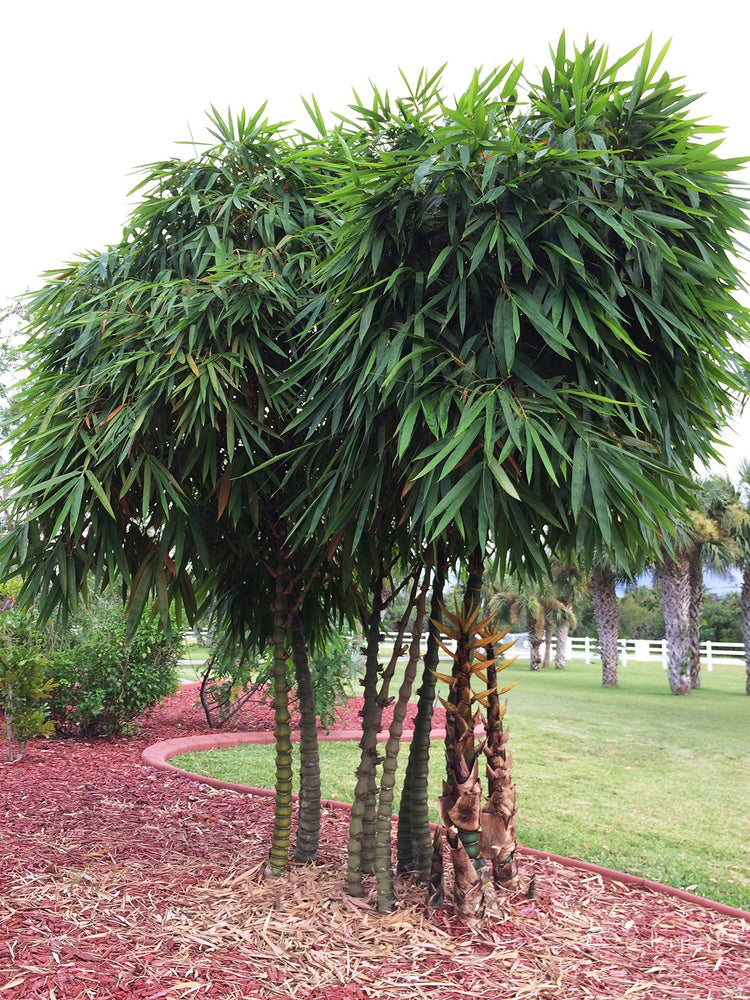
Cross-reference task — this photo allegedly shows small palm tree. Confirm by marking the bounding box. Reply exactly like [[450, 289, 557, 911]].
[[733, 460, 750, 694], [549, 558, 586, 670], [432, 595, 518, 919], [655, 476, 743, 694], [488, 573, 568, 672]]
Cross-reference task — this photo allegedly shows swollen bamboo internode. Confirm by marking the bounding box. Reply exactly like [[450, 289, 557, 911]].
[[433, 601, 519, 918]]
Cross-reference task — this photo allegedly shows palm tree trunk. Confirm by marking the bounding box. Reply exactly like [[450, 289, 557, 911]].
[[347, 574, 418, 894], [590, 565, 620, 687], [462, 546, 484, 615], [542, 625, 552, 668], [527, 613, 542, 671], [397, 551, 447, 879], [742, 566, 750, 696], [290, 611, 320, 863], [655, 552, 693, 696], [688, 557, 703, 690], [374, 570, 429, 912], [266, 571, 294, 876], [555, 612, 571, 670]]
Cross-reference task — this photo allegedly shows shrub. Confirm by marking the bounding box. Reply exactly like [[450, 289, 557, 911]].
[[0, 606, 55, 761], [47, 603, 181, 737], [307, 630, 361, 732]]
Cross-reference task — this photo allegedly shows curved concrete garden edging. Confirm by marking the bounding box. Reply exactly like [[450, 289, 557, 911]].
[[142, 731, 750, 923]]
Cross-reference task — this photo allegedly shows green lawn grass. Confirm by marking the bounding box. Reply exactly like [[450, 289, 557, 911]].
[[176, 642, 211, 683], [173, 656, 750, 910]]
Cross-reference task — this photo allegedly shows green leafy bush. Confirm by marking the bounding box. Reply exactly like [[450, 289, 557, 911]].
[[47, 603, 181, 737], [307, 631, 361, 732], [0, 607, 55, 761]]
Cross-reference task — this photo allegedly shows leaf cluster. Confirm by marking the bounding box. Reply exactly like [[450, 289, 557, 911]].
[[289, 37, 750, 577], [1, 36, 749, 639]]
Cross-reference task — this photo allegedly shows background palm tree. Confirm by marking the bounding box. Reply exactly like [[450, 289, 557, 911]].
[[488, 575, 554, 671], [488, 570, 575, 671], [732, 460, 750, 694], [549, 558, 586, 670], [655, 476, 744, 694], [589, 562, 622, 687]]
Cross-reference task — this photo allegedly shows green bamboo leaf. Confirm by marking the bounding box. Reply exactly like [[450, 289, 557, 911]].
[[84, 470, 116, 519], [525, 422, 559, 485], [142, 458, 152, 515], [68, 475, 86, 529], [635, 210, 694, 231], [67, 558, 78, 614], [126, 551, 156, 640], [225, 405, 235, 463], [427, 245, 454, 286], [483, 393, 496, 458], [414, 419, 479, 481], [586, 450, 611, 545], [397, 398, 422, 458], [178, 569, 198, 621], [427, 464, 482, 538], [487, 455, 520, 499], [413, 156, 436, 191], [359, 297, 376, 337], [491, 296, 516, 371], [155, 564, 171, 630], [477, 465, 493, 553], [571, 439, 587, 517], [468, 223, 495, 275], [420, 397, 440, 438], [513, 289, 571, 357], [57, 542, 68, 598]]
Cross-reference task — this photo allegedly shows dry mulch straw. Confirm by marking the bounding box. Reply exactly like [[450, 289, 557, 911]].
[[2, 686, 748, 1000]]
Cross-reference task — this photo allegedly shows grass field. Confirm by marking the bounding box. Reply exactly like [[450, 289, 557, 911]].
[[176, 643, 211, 683], [173, 655, 750, 910]]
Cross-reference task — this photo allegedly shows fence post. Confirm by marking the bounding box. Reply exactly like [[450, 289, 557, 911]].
[[705, 640, 713, 673], [661, 638, 668, 670], [584, 636, 591, 664], [621, 639, 628, 668]]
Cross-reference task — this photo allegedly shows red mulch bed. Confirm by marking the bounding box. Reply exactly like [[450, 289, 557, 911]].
[[2, 686, 748, 1000]]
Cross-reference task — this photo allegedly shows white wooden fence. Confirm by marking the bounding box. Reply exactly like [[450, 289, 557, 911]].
[[381, 633, 747, 670], [537, 636, 746, 671]]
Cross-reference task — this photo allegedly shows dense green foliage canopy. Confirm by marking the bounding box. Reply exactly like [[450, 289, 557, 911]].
[[2, 36, 749, 628], [288, 39, 750, 578]]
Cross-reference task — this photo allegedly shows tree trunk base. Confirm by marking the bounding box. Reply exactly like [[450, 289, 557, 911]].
[[672, 675, 692, 695]]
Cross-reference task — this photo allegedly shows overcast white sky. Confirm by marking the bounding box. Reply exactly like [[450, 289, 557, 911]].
[[2, 0, 749, 469]]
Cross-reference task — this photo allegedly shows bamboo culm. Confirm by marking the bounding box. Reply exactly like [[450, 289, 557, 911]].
[[374, 570, 430, 912], [397, 554, 446, 877], [291, 611, 321, 863], [266, 572, 294, 877], [346, 577, 385, 895]]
